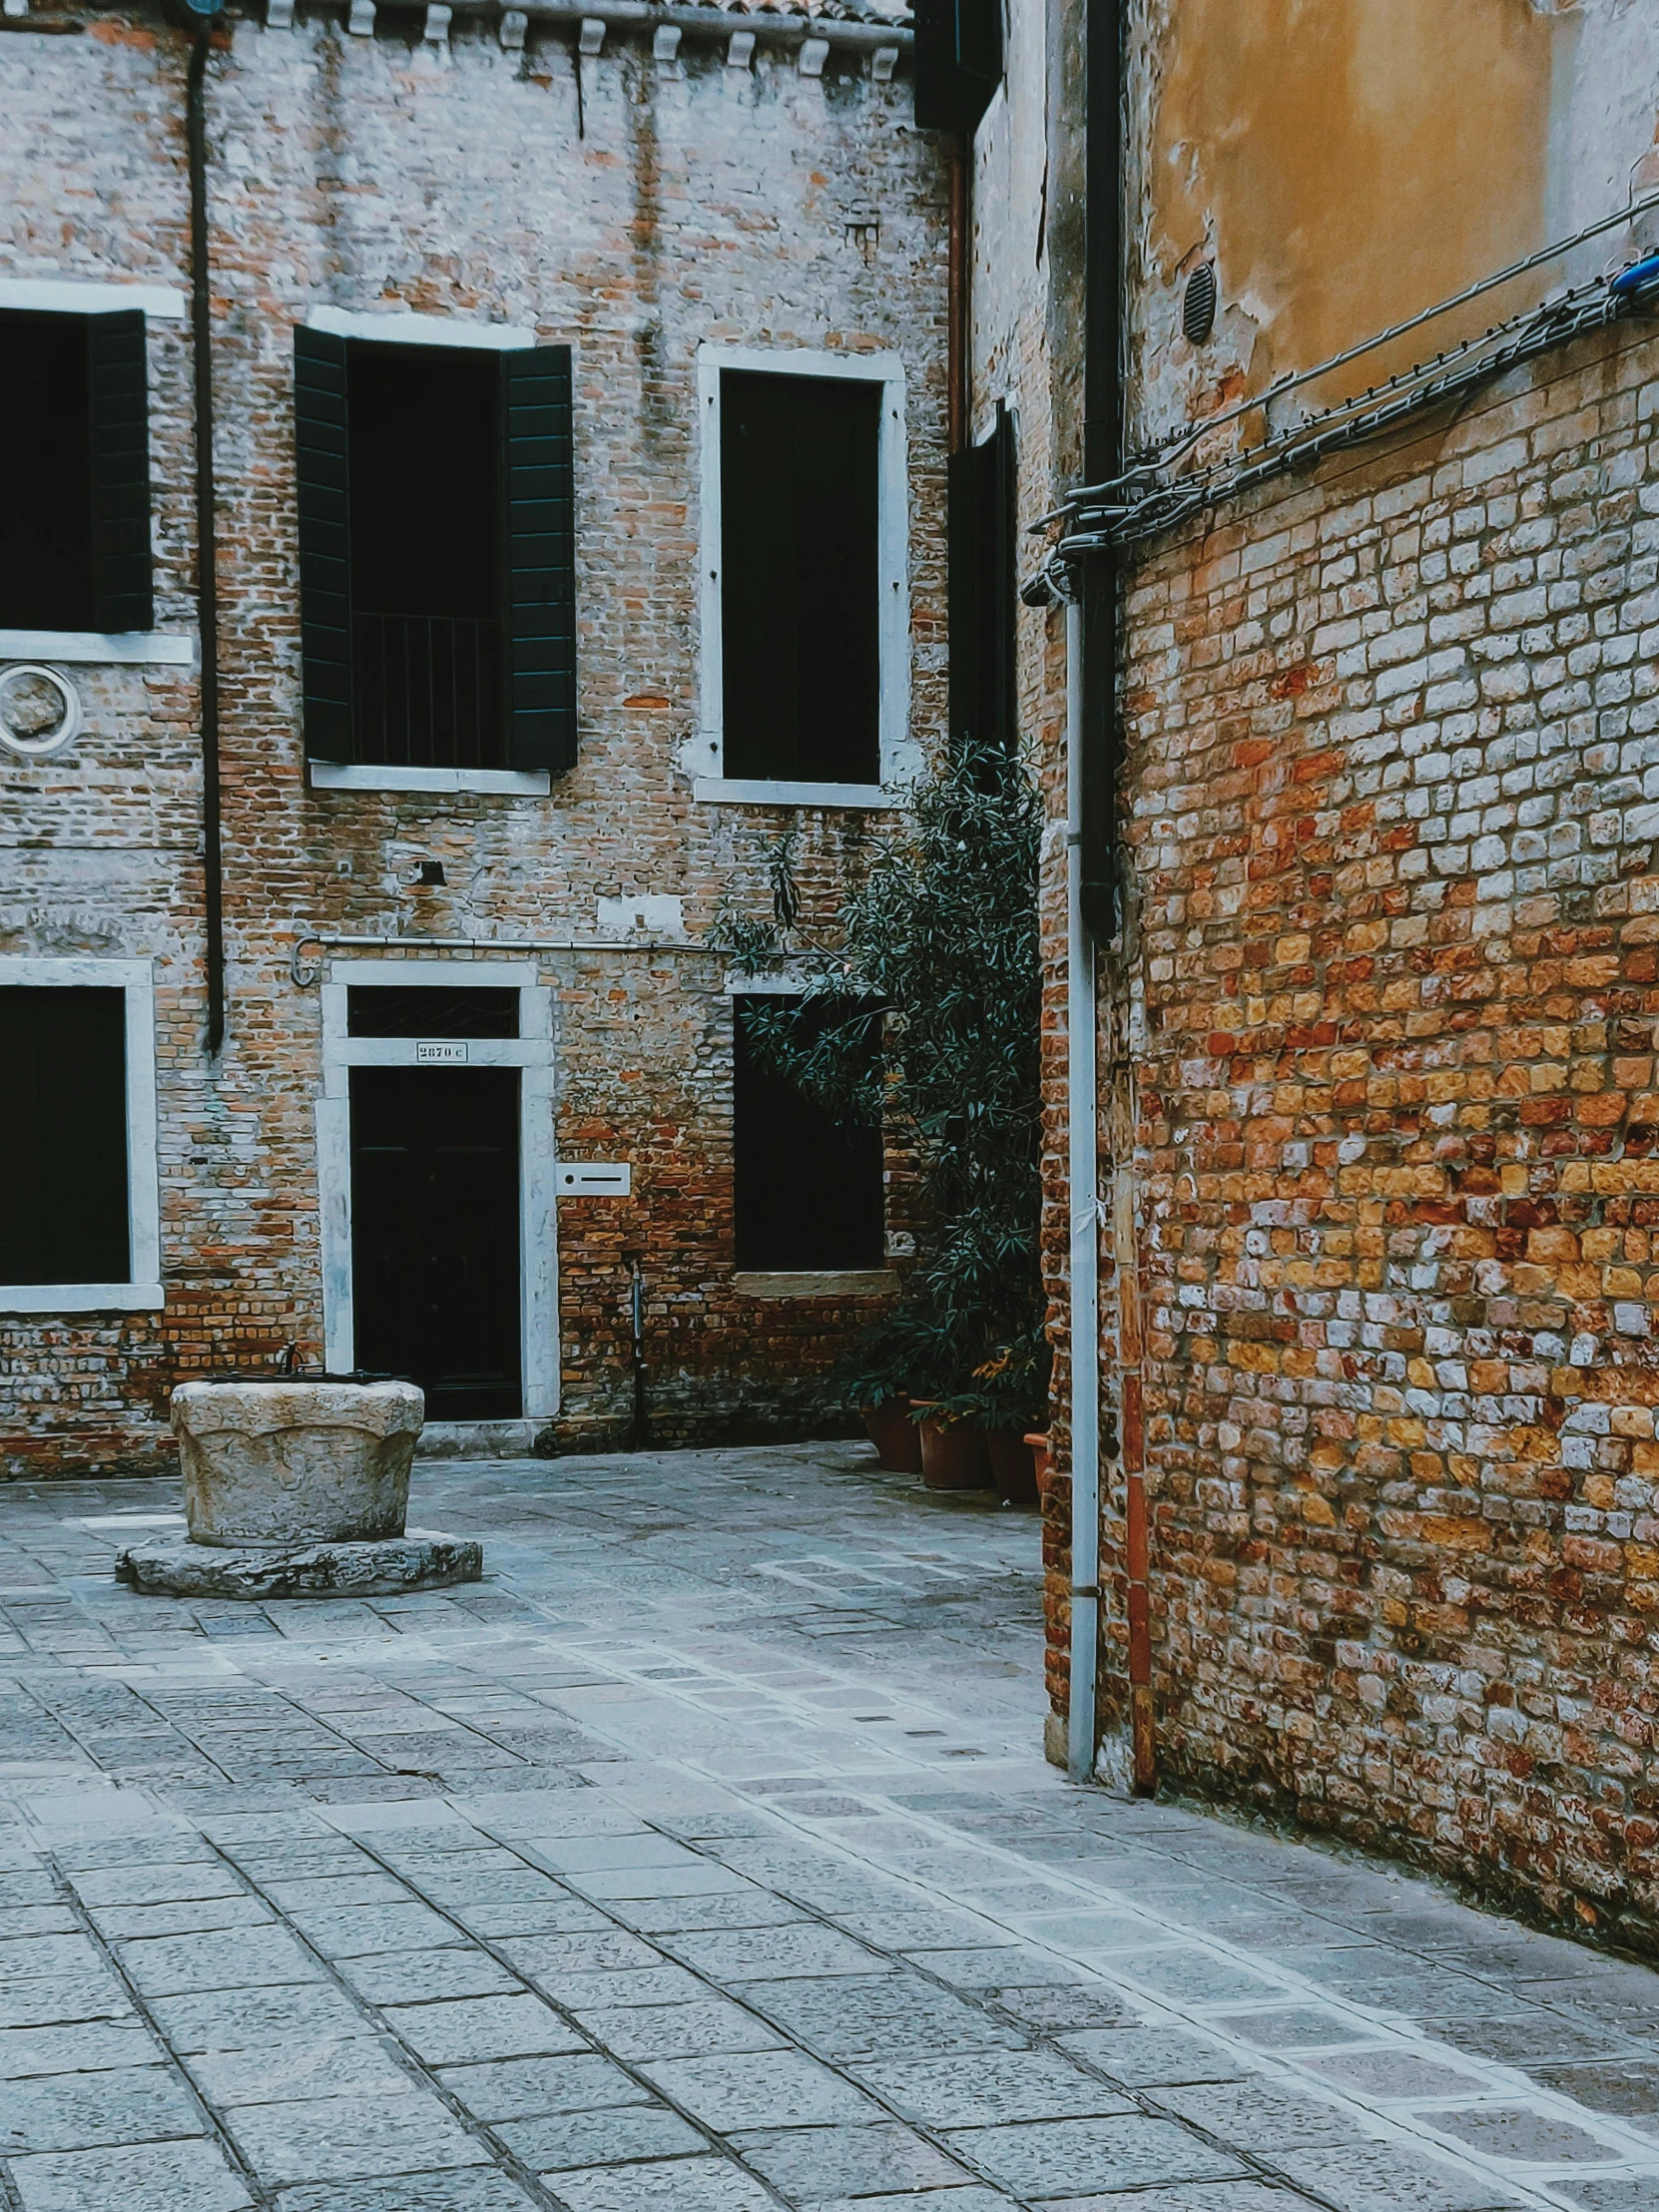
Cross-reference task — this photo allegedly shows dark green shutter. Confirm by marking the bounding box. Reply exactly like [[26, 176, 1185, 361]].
[[914, 0, 1002, 133], [294, 324, 354, 763], [501, 344, 577, 774], [86, 310, 153, 634], [947, 401, 1016, 756]]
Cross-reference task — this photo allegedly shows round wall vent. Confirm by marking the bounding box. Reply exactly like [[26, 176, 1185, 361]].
[[0, 664, 81, 760], [1183, 262, 1218, 346]]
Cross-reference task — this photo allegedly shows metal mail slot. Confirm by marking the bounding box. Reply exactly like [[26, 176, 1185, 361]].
[[414, 1041, 469, 1064], [556, 1162, 632, 1195]]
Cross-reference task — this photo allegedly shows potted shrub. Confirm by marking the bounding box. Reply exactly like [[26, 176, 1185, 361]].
[[713, 742, 1049, 1485], [907, 1399, 994, 1490], [862, 1393, 925, 1474], [932, 1325, 1049, 1503], [845, 1317, 927, 1473]]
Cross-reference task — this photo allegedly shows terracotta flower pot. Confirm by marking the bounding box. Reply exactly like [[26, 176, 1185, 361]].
[[862, 1397, 924, 1475], [986, 1426, 1039, 1505], [912, 1404, 993, 1491], [1026, 1431, 1053, 1497]]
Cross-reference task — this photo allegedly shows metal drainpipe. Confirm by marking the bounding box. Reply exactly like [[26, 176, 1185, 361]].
[[187, 28, 226, 1056], [1068, 0, 1150, 1789], [1064, 595, 1100, 1783]]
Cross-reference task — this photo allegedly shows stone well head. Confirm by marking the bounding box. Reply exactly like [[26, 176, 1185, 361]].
[[170, 1379, 425, 1547]]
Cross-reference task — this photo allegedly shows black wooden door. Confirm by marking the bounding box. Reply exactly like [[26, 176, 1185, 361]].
[[349, 1068, 522, 1419]]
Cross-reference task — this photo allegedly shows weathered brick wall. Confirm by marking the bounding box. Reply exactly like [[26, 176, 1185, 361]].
[[0, 5, 944, 1475], [1120, 319, 1659, 1945]]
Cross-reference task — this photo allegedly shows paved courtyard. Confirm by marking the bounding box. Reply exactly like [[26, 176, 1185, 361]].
[[0, 1442, 1656, 2212]]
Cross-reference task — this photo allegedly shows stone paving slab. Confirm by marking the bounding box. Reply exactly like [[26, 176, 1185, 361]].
[[0, 1440, 1657, 2211]]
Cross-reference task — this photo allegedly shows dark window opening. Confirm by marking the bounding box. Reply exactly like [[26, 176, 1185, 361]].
[[914, 0, 1003, 133], [947, 401, 1016, 763], [0, 309, 152, 634], [733, 995, 883, 1271], [721, 370, 880, 787], [347, 986, 519, 1039], [347, 341, 504, 770], [1, 315, 92, 629], [295, 328, 578, 776], [0, 988, 130, 1287]]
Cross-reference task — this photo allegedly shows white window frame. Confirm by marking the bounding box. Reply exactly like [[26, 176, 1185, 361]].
[[694, 343, 913, 809], [300, 307, 550, 799], [316, 960, 560, 1420], [0, 279, 193, 670], [0, 957, 162, 1315]]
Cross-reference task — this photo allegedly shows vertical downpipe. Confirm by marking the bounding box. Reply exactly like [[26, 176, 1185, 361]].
[[1070, 0, 1151, 1789], [1065, 598, 1100, 1783], [187, 29, 226, 1056]]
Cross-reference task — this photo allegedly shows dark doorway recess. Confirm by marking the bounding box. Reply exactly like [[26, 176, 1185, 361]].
[[721, 370, 880, 786], [349, 1067, 522, 1419], [733, 996, 883, 1271], [0, 988, 129, 1287]]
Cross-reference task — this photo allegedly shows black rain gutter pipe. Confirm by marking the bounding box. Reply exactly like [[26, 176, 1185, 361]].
[[187, 26, 226, 1056], [1079, 0, 1121, 945], [1065, 0, 1124, 1788]]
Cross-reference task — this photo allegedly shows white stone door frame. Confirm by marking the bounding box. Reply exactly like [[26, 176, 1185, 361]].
[[316, 958, 559, 1421]]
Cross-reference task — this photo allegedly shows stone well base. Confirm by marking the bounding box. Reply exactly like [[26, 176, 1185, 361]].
[[115, 1529, 482, 1599]]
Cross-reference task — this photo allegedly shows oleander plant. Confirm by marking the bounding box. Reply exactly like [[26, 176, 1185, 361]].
[[712, 741, 1049, 1432]]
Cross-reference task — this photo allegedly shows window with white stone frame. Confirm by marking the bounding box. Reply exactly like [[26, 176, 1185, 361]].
[[0, 279, 188, 671], [694, 344, 913, 810], [293, 308, 578, 800], [0, 959, 162, 1316]]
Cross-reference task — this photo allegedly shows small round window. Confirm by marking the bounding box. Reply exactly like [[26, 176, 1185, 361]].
[[0, 664, 82, 760]]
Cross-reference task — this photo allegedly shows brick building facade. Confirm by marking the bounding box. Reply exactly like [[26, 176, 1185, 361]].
[[0, 0, 943, 1474], [964, 0, 1659, 1949]]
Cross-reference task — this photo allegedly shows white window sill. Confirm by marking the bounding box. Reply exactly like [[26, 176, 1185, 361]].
[[0, 630, 194, 667], [0, 1283, 165, 1315], [694, 778, 899, 811], [733, 1270, 899, 1299], [308, 763, 551, 797], [0, 276, 186, 319]]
